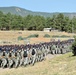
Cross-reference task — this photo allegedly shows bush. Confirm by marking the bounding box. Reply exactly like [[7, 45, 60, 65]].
[[34, 34, 39, 37], [60, 35, 70, 38], [72, 42, 76, 56], [73, 35, 76, 40], [18, 36, 23, 40], [44, 34, 50, 38], [27, 34, 39, 38], [72, 37, 76, 55], [52, 35, 60, 38], [52, 35, 70, 38]]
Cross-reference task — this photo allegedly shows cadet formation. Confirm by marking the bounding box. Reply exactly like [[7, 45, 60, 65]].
[[0, 39, 74, 68]]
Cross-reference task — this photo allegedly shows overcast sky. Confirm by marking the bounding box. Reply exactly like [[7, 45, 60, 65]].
[[0, 0, 76, 12]]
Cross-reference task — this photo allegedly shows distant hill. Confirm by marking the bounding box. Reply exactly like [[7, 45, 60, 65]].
[[0, 6, 76, 18]]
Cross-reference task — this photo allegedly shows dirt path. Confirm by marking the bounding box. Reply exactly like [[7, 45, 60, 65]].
[[0, 68, 11, 73], [46, 54, 62, 59]]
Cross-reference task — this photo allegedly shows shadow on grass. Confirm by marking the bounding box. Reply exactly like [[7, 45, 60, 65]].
[[69, 54, 76, 57]]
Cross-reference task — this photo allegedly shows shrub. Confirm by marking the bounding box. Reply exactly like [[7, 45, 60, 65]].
[[71, 37, 76, 56], [34, 34, 39, 37], [18, 36, 23, 40], [27, 34, 39, 38], [72, 41, 76, 56], [44, 34, 50, 38], [60, 35, 70, 38], [52, 35, 70, 38], [52, 35, 60, 38], [73, 36, 76, 38]]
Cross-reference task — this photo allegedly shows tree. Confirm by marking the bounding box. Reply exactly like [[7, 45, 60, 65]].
[[34, 16, 45, 30], [72, 37, 76, 56], [0, 10, 75, 32], [55, 13, 65, 31], [24, 15, 33, 29], [72, 16, 76, 33]]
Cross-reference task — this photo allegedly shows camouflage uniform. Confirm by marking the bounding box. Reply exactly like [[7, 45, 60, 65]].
[[51, 45, 56, 54], [1, 51, 8, 68], [23, 50, 28, 66], [8, 50, 14, 68], [31, 48, 36, 65]]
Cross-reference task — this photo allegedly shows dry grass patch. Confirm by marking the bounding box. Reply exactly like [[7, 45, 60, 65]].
[[0, 52, 76, 75], [0, 31, 75, 45]]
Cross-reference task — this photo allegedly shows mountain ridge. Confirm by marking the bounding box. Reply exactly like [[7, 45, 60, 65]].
[[0, 6, 76, 18]]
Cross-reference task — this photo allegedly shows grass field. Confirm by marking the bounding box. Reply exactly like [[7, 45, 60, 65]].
[[0, 52, 76, 75], [0, 31, 75, 75], [0, 31, 75, 45]]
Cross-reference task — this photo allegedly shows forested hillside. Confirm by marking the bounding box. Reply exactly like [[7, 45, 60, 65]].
[[0, 10, 76, 33], [0, 6, 55, 17]]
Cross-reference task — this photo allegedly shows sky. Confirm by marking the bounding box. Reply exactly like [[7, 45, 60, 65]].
[[0, 0, 76, 13]]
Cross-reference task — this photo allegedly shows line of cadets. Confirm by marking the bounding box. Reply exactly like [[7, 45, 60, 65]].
[[0, 39, 74, 68]]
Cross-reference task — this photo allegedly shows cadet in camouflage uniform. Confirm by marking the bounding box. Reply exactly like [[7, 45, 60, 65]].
[[31, 48, 36, 65], [1, 50, 8, 68], [23, 49, 28, 66], [7, 50, 14, 68], [51, 45, 56, 54], [19, 49, 24, 66], [27, 48, 33, 65], [37, 47, 42, 62], [0, 50, 2, 67], [0, 39, 74, 68], [41, 46, 46, 60], [13, 50, 20, 68]]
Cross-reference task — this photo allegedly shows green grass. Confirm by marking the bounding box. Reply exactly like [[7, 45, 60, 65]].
[[0, 52, 76, 75]]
